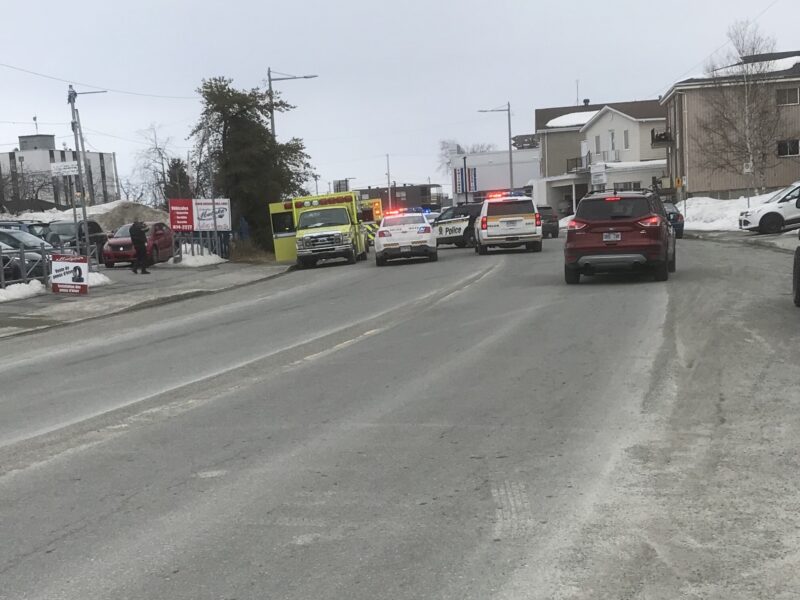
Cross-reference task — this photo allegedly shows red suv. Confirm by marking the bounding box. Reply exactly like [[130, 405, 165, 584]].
[[564, 191, 676, 284]]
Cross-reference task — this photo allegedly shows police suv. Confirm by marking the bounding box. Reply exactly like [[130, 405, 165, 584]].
[[432, 203, 482, 247]]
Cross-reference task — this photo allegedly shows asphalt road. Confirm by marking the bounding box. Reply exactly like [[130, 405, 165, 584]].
[[1, 238, 798, 599]]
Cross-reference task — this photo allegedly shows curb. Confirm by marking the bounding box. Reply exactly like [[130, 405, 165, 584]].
[[1, 266, 292, 339], [683, 231, 796, 255]]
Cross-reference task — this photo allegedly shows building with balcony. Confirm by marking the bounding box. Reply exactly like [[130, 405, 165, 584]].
[[535, 100, 667, 215], [0, 134, 120, 213], [661, 51, 800, 198]]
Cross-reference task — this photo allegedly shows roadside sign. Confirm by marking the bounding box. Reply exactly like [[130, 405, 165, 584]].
[[743, 162, 754, 174], [50, 161, 79, 177], [51, 254, 89, 294], [193, 198, 231, 232], [169, 198, 195, 232], [590, 163, 607, 186]]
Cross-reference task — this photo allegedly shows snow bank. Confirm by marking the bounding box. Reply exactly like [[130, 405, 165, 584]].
[[681, 192, 774, 231], [88, 272, 113, 287], [10, 201, 168, 231], [0, 280, 45, 303], [164, 244, 226, 267], [546, 110, 599, 128]]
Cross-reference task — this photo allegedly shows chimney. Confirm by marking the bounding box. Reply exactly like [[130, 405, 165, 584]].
[[583, 98, 590, 106]]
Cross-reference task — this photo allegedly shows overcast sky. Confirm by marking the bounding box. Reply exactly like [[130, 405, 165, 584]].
[[1, 0, 795, 196]]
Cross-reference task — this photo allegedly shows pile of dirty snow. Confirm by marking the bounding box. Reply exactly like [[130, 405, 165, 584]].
[[88, 272, 113, 287], [164, 244, 226, 267], [11, 201, 168, 232], [0, 280, 46, 303]]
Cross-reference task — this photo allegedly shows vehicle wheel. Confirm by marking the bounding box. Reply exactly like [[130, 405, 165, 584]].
[[477, 243, 488, 255], [429, 251, 438, 262], [668, 248, 677, 273], [564, 266, 580, 284], [150, 247, 160, 266], [463, 228, 476, 248], [654, 260, 669, 281], [553, 230, 560, 239], [375, 254, 386, 267], [793, 248, 800, 307], [675, 229, 683, 239], [759, 213, 784, 234], [347, 247, 357, 264], [529, 241, 543, 253], [104, 261, 115, 269]]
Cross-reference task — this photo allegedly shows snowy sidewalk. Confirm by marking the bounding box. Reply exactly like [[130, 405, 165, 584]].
[[684, 229, 798, 253], [0, 261, 289, 338]]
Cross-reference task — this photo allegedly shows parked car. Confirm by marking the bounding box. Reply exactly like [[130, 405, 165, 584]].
[[538, 205, 560, 238], [0, 229, 54, 279], [794, 229, 800, 307], [739, 182, 800, 234], [433, 203, 483, 247], [564, 190, 676, 284], [48, 219, 108, 255], [663, 202, 685, 238], [102, 221, 175, 268], [1, 241, 24, 282], [474, 196, 543, 254]]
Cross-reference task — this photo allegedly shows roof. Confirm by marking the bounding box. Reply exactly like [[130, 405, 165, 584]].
[[536, 100, 665, 131], [579, 106, 665, 132], [661, 51, 800, 103], [546, 110, 599, 128]]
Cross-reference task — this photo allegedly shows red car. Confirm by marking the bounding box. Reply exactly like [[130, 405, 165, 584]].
[[103, 221, 174, 268], [564, 190, 676, 284]]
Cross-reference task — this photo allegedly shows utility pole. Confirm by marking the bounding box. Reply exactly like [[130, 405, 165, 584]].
[[462, 155, 468, 203], [386, 154, 392, 211], [312, 173, 320, 195], [75, 109, 96, 206], [67, 85, 92, 259]]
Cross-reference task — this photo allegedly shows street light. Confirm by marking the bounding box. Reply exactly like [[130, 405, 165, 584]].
[[267, 67, 318, 138], [479, 102, 513, 191]]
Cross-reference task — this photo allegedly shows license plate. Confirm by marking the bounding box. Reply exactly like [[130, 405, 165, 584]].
[[603, 232, 621, 242], [503, 220, 520, 227], [400, 245, 411, 253]]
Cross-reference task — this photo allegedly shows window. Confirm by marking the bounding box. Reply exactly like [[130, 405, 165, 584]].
[[437, 207, 455, 220], [613, 181, 642, 192], [609, 130, 616, 151], [776, 88, 800, 106], [486, 199, 535, 216], [594, 135, 601, 154], [270, 212, 295, 234], [623, 130, 630, 150], [576, 197, 650, 220], [777, 139, 800, 157]]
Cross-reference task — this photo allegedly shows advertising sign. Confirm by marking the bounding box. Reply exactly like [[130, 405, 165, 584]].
[[193, 198, 231, 232], [590, 163, 608, 186], [169, 198, 195, 231], [50, 161, 80, 177], [51, 254, 89, 294]]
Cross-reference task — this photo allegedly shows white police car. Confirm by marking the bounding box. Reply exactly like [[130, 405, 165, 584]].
[[374, 213, 438, 266]]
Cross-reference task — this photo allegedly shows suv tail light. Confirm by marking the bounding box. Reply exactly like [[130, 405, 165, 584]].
[[534, 212, 542, 226], [378, 230, 391, 237], [480, 216, 487, 230], [567, 219, 587, 231], [637, 215, 662, 227], [676, 213, 684, 222]]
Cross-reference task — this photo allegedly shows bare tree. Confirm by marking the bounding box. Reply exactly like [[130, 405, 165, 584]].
[[438, 139, 497, 174], [134, 124, 175, 208], [694, 21, 782, 191]]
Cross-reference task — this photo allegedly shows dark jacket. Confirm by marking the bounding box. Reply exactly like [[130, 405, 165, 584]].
[[130, 222, 148, 246]]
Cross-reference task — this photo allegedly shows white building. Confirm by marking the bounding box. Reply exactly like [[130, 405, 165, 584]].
[[448, 147, 541, 205], [0, 134, 120, 212], [535, 100, 668, 215]]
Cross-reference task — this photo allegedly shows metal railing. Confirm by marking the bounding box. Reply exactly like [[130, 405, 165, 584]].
[[172, 232, 231, 263], [651, 128, 674, 147], [0, 242, 99, 289], [566, 152, 592, 173]]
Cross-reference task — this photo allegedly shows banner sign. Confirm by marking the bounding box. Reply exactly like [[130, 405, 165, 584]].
[[51, 254, 89, 294], [169, 198, 195, 232], [168, 198, 231, 232], [50, 161, 80, 177], [193, 198, 231, 232]]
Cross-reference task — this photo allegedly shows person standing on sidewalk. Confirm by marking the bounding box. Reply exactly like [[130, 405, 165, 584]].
[[130, 221, 150, 274]]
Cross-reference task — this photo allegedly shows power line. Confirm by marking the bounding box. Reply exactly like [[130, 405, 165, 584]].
[[0, 61, 199, 100]]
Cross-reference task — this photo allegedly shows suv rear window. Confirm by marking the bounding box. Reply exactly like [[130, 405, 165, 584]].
[[576, 196, 651, 220], [487, 199, 535, 216]]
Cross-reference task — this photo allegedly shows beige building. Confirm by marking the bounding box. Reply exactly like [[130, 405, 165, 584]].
[[661, 51, 800, 198], [535, 100, 667, 215]]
